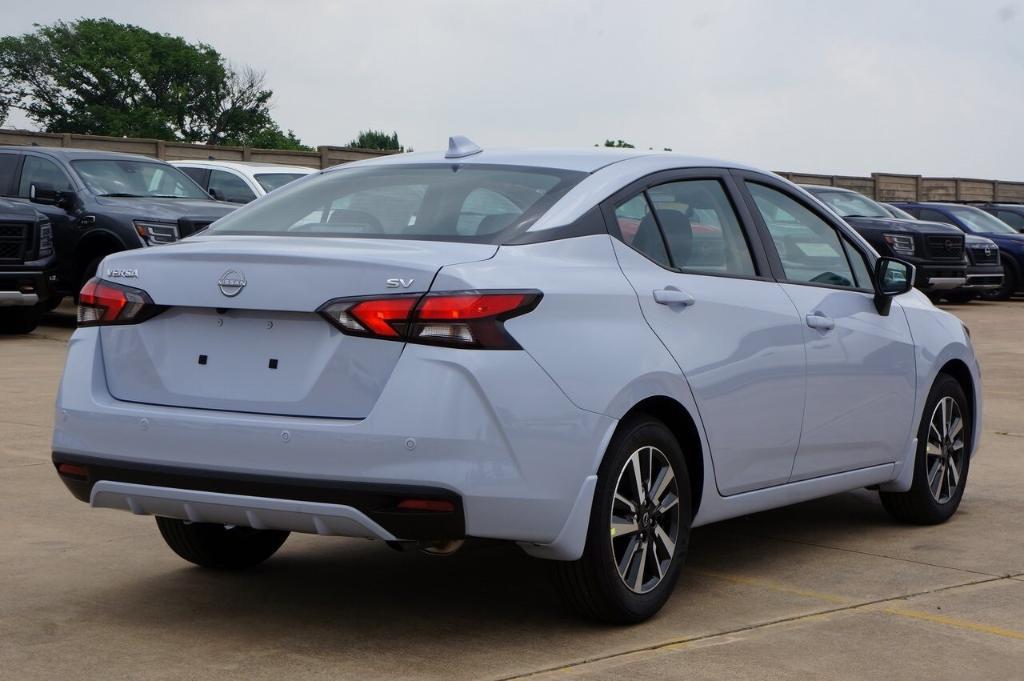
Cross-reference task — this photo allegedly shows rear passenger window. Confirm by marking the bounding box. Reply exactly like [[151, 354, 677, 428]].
[[747, 183, 859, 289], [614, 193, 670, 268], [647, 180, 756, 276]]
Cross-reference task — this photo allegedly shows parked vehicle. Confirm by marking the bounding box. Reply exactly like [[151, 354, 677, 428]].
[[973, 203, 1024, 233], [877, 203, 1002, 302], [0, 147, 237, 304], [54, 142, 981, 623], [801, 185, 966, 294], [892, 202, 1024, 300], [171, 160, 316, 204], [0, 199, 57, 333]]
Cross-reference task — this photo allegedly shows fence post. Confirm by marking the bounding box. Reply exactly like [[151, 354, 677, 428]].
[[61, 133, 71, 147], [155, 140, 166, 160]]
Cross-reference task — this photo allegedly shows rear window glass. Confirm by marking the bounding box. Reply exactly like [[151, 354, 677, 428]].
[[206, 164, 585, 243]]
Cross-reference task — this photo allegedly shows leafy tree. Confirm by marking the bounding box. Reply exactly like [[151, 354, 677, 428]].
[[601, 139, 635, 148], [0, 19, 308, 148], [348, 129, 402, 151]]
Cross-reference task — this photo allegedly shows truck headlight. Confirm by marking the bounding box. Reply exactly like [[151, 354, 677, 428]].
[[133, 221, 179, 246], [883, 233, 915, 256]]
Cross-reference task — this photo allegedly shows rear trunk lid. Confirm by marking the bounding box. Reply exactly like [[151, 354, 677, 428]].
[[97, 235, 497, 418]]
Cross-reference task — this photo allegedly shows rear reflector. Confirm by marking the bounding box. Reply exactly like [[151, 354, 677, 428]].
[[57, 462, 89, 480], [318, 290, 541, 349], [78, 278, 166, 327], [397, 499, 456, 513]]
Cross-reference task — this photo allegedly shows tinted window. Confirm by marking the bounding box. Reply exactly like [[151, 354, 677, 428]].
[[209, 170, 256, 204], [615, 193, 670, 267], [0, 153, 19, 196], [995, 209, 1024, 231], [647, 179, 756, 276], [207, 164, 583, 243], [71, 160, 209, 199], [18, 156, 73, 197], [918, 208, 954, 225], [255, 173, 308, 193], [747, 183, 858, 288], [179, 166, 210, 189]]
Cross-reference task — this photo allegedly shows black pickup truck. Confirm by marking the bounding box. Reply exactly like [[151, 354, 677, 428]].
[[801, 185, 965, 294], [0, 147, 236, 305], [0, 198, 58, 333]]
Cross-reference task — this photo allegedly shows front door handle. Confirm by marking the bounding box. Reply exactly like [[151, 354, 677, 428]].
[[653, 288, 695, 307], [805, 312, 835, 331]]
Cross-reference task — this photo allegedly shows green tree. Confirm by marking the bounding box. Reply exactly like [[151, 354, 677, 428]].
[[0, 19, 308, 149], [601, 139, 635, 148], [348, 129, 402, 151]]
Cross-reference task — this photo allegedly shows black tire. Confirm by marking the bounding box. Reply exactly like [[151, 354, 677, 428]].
[[984, 261, 1017, 301], [0, 304, 44, 334], [880, 374, 971, 525], [552, 414, 692, 624], [155, 517, 289, 569]]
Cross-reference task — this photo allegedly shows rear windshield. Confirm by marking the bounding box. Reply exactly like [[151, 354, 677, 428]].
[[254, 173, 309, 193], [206, 164, 585, 242]]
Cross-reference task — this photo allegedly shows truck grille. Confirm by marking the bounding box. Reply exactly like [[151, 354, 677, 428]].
[[0, 222, 30, 263], [967, 246, 999, 265], [924, 235, 964, 260]]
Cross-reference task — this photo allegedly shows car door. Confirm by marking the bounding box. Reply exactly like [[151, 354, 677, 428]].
[[605, 169, 807, 495], [738, 174, 917, 480], [8, 153, 81, 273]]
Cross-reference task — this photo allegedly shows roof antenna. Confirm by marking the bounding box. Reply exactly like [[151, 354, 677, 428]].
[[445, 135, 482, 159]]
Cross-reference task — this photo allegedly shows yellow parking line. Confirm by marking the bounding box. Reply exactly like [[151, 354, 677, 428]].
[[882, 607, 1024, 641]]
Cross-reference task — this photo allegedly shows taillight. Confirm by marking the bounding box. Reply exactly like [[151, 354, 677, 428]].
[[318, 290, 541, 349], [78, 278, 166, 327]]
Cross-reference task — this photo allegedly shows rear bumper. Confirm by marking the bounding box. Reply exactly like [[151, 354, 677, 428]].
[[0, 263, 58, 306], [54, 452, 464, 540], [52, 327, 615, 548]]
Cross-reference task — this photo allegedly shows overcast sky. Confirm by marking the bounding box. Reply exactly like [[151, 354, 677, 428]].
[[4, 1, 1023, 179]]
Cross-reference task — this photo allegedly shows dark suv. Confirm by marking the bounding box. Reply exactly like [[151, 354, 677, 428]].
[[974, 203, 1024, 233], [801, 186, 965, 294], [892, 202, 1024, 300], [0, 147, 236, 304], [0, 198, 57, 333]]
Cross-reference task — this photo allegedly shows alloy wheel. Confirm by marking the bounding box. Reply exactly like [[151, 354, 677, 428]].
[[925, 396, 966, 504], [609, 445, 681, 594]]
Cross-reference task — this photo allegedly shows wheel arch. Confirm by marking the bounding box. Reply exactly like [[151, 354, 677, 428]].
[[74, 230, 130, 282], [938, 358, 977, 449], [617, 395, 704, 518]]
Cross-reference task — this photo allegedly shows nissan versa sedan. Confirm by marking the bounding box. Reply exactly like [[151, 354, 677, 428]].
[[53, 141, 981, 623]]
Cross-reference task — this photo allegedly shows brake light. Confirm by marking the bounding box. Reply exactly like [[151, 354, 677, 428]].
[[78, 278, 166, 327], [318, 290, 541, 349]]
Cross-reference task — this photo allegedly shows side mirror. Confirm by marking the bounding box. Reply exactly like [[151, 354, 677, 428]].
[[873, 257, 915, 315], [30, 183, 76, 210]]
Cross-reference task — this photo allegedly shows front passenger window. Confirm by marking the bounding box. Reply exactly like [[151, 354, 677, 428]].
[[18, 156, 73, 197], [747, 183, 857, 288]]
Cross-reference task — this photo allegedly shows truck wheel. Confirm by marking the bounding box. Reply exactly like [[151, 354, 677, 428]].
[[0, 304, 44, 334], [880, 374, 971, 525], [943, 291, 975, 304], [552, 415, 691, 623], [156, 517, 289, 569], [984, 262, 1017, 301]]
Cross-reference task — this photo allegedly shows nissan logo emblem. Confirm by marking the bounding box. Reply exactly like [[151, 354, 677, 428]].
[[217, 269, 246, 297]]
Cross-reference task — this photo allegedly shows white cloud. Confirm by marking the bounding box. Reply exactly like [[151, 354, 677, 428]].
[[4, 0, 1023, 178]]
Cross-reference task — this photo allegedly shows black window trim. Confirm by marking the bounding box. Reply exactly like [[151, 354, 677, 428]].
[[598, 167, 775, 283], [731, 169, 878, 294]]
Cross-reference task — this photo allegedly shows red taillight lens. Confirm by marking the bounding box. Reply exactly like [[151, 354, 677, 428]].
[[78, 278, 165, 327], [396, 499, 455, 512], [318, 290, 541, 349]]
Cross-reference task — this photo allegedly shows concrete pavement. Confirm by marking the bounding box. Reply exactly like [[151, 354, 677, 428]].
[[1, 300, 1022, 680]]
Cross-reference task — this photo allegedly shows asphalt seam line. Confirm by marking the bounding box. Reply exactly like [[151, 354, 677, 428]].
[[497, 575, 1007, 681]]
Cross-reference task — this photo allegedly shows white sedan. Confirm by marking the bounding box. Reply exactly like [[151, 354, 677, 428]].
[[172, 160, 315, 204]]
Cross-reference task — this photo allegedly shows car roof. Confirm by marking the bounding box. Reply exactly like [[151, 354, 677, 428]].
[[0, 146, 181, 163], [334, 147, 755, 174], [800, 184, 859, 195], [170, 159, 316, 173]]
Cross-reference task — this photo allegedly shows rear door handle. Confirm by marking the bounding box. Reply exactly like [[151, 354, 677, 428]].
[[653, 288, 695, 307], [805, 312, 835, 331]]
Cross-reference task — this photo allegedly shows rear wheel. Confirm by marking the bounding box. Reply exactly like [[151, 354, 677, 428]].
[[553, 415, 691, 623], [880, 374, 971, 525], [156, 517, 289, 569], [0, 304, 44, 334]]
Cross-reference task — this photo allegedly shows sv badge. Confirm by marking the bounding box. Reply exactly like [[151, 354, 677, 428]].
[[386, 278, 414, 289]]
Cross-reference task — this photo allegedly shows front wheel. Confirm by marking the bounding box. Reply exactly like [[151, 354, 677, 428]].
[[0, 304, 44, 334], [552, 415, 691, 623], [880, 374, 971, 524], [156, 517, 289, 569]]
